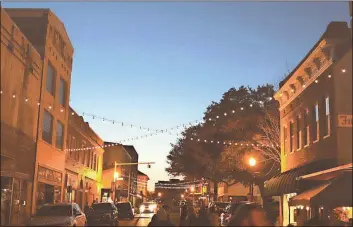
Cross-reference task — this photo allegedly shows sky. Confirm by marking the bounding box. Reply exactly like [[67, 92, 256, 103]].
[[3, 1, 350, 190]]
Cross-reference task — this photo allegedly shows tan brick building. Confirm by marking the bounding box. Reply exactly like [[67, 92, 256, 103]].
[[4, 8, 74, 215], [65, 107, 104, 208], [1, 7, 43, 225], [265, 22, 352, 226], [137, 170, 149, 202]]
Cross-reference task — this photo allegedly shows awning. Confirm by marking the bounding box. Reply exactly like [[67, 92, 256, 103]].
[[289, 173, 352, 207], [264, 159, 336, 197]]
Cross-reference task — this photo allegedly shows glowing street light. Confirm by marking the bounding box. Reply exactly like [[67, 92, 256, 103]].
[[158, 192, 162, 197], [249, 157, 257, 167], [190, 186, 195, 192], [181, 194, 184, 199]]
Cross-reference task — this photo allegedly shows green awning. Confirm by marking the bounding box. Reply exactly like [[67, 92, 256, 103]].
[[264, 159, 336, 197]]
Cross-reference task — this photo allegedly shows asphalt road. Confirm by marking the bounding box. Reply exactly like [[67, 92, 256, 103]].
[[119, 210, 180, 226]]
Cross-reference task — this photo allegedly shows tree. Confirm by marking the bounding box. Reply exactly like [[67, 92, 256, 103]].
[[166, 84, 280, 204]]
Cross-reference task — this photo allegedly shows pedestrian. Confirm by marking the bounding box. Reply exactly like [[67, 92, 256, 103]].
[[186, 206, 198, 226], [155, 206, 174, 226], [197, 206, 211, 226], [227, 204, 271, 226], [208, 206, 219, 226], [148, 214, 159, 227], [84, 202, 90, 214], [180, 204, 188, 226]]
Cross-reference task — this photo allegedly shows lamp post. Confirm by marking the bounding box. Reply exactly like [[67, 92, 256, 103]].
[[248, 157, 256, 202], [190, 186, 195, 206]]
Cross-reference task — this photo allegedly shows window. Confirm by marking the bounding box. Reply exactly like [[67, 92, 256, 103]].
[[95, 155, 99, 171], [93, 154, 97, 171], [324, 97, 330, 136], [59, 78, 67, 106], [312, 104, 319, 141], [81, 142, 86, 164], [46, 62, 56, 96], [90, 151, 94, 169], [290, 121, 295, 152], [303, 110, 310, 146], [42, 110, 53, 144], [296, 115, 301, 149], [283, 126, 288, 155], [56, 121, 64, 150]]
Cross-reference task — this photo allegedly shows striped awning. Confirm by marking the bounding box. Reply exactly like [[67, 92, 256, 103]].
[[264, 159, 337, 197]]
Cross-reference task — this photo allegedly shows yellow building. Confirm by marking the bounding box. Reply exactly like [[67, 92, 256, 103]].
[[65, 107, 104, 208], [1, 7, 43, 225], [4, 8, 74, 214]]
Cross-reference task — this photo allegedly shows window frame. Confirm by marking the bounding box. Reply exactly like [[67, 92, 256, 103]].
[[42, 110, 53, 144], [56, 120, 64, 150], [312, 103, 319, 142], [324, 96, 331, 137], [59, 77, 67, 106], [290, 121, 295, 152], [296, 115, 301, 150], [283, 125, 288, 156], [46, 62, 56, 96], [303, 109, 310, 147]]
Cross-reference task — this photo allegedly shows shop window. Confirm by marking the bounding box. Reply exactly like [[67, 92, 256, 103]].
[[42, 110, 53, 144], [56, 121, 64, 150], [1, 176, 13, 226], [46, 62, 56, 96]]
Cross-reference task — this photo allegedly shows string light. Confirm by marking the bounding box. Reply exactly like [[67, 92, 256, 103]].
[[12, 94, 16, 98], [341, 68, 346, 73], [315, 80, 319, 83], [328, 74, 331, 78]]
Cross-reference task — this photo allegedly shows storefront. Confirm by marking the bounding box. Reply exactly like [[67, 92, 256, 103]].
[[36, 166, 62, 211], [1, 172, 31, 226], [64, 171, 79, 203], [85, 177, 99, 206]]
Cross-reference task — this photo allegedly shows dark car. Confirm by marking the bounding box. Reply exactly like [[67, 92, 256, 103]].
[[116, 202, 134, 220], [87, 202, 119, 226], [221, 202, 245, 226]]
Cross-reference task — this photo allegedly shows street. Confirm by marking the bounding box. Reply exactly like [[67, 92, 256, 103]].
[[119, 211, 179, 227]]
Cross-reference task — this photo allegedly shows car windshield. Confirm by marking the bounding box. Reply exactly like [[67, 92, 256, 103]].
[[92, 203, 113, 211], [36, 205, 72, 216], [116, 203, 131, 209]]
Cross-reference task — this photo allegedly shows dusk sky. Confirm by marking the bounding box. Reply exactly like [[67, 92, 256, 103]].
[[3, 1, 350, 190]]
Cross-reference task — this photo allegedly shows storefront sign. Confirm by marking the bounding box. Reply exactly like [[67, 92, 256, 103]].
[[338, 115, 352, 127], [38, 166, 62, 184]]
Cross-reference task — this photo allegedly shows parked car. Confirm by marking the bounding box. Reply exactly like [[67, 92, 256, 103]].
[[27, 203, 87, 226], [116, 201, 134, 220], [87, 202, 119, 226], [139, 202, 157, 213]]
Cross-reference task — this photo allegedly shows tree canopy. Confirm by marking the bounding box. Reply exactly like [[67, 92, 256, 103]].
[[166, 84, 280, 199]]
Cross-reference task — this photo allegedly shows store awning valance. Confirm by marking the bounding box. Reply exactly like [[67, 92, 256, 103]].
[[289, 173, 352, 207], [264, 159, 336, 197]]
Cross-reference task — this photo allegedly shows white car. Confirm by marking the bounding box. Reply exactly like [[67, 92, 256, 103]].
[[139, 202, 157, 213], [28, 203, 87, 226]]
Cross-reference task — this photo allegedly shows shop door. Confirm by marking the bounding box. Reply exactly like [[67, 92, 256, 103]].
[[1, 176, 12, 226], [44, 184, 54, 204]]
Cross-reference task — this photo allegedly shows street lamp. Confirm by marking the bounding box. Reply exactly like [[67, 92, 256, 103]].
[[249, 157, 257, 167], [190, 186, 195, 206], [181, 194, 184, 199], [158, 192, 162, 197]]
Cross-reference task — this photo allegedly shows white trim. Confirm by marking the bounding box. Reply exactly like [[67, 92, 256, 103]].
[[279, 60, 333, 111], [297, 163, 353, 180]]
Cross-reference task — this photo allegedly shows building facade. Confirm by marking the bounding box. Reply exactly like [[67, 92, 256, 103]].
[[1, 7, 43, 225], [4, 8, 74, 215], [65, 107, 104, 208], [137, 170, 149, 202], [266, 21, 352, 226], [102, 143, 138, 205]]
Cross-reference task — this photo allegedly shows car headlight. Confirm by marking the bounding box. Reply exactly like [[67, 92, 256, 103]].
[[140, 205, 145, 211], [150, 204, 157, 210]]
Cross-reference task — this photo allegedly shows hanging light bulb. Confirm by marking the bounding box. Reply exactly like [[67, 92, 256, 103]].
[[341, 68, 346, 73], [315, 80, 319, 83], [71, 112, 74, 115], [25, 98, 28, 102], [224, 113, 227, 116], [49, 105, 52, 110], [60, 109, 64, 112], [250, 104, 253, 107], [216, 116, 219, 118], [12, 94, 16, 98], [328, 74, 332, 78], [0, 90, 2, 94], [241, 107, 244, 110], [232, 110, 235, 113]]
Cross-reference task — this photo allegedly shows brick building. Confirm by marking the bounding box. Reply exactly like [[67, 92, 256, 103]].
[[1, 7, 43, 225], [137, 170, 149, 202], [265, 21, 352, 226], [65, 107, 104, 208], [101, 143, 139, 206], [4, 8, 74, 215]]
